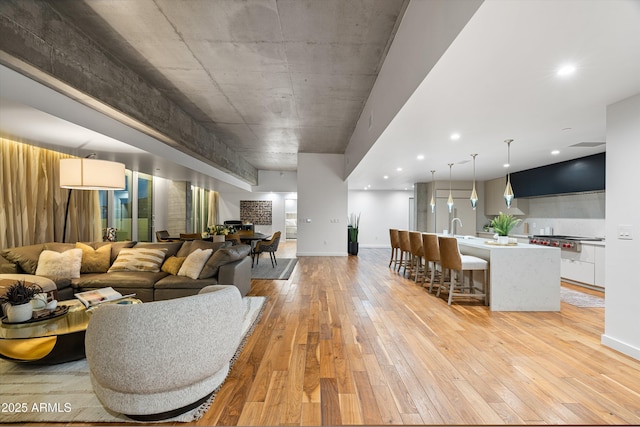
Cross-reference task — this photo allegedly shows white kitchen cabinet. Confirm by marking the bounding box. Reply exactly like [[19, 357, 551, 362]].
[[560, 244, 601, 287], [484, 177, 528, 216]]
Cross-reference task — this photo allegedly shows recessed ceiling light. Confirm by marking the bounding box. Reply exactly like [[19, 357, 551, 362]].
[[364, 187, 368, 190], [503, 163, 510, 168], [551, 150, 560, 155], [557, 64, 576, 77], [383, 175, 389, 179], [450, 133, 461, 140], [367, 184, 371, 188], [417, 154, 424, 160], [396, 167, 402, 172]]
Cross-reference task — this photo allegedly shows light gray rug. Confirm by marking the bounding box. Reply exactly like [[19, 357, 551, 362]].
[[0, 296, 267, 424], [560, 287, 605, 308], [251, 257, 297, 280]]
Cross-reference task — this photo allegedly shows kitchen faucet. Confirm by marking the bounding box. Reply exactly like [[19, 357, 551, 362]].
[[451, 217, 462, 236]]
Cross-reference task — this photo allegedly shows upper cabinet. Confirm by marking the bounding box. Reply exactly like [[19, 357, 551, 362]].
[[484, 177, 529, 216]]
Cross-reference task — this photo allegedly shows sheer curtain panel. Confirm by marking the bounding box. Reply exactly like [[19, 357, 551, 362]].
[[0, 138, 101, 249]]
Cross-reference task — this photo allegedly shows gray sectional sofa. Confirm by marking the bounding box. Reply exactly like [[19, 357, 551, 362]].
[[0, 240, 251, 302]]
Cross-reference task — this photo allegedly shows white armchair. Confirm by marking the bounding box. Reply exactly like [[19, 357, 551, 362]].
[[85, 285, 242, 421]]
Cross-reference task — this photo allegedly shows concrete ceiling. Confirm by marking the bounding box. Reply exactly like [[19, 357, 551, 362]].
[[45, 0, 407, 172]]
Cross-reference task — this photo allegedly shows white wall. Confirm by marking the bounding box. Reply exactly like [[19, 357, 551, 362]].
[[348, 190, 412, 248], [602, 93, 640, 361], [252, 170, 297, 193], [297, 153, 348, 256]]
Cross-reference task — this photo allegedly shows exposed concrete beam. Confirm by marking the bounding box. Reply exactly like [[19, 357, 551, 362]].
[[0, 0, 258, 185]]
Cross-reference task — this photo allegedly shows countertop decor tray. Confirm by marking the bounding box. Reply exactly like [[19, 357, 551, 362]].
[[1, 305, 69, 325], [485, 240, 518, 246]]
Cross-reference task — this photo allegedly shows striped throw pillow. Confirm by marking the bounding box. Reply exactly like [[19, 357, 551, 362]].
[[107, 248, 167, 273]]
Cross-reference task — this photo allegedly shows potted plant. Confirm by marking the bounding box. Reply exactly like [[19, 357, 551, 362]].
[[348, 212, 360, 255], [491, 212, 522, 244], [1, 281, 43, 322], [208, 225, 230, 242]]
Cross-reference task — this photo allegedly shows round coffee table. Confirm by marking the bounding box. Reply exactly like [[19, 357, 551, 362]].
[[0, 298, 139, 364]]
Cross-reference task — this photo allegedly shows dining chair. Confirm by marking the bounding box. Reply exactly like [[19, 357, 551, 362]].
[[156, 230, 179, 242], [252, 231, 281, 267], [437, 236, 488, 305], [225, 233, 242, 245], [388, 229, 401, 269]]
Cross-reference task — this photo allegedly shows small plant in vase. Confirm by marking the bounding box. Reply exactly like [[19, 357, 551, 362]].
[[491, 212, 521, 244], [1, 281, 43, 322], [348, 212, 361, 255]]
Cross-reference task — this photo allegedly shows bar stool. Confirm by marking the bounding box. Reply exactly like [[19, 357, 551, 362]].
[[421, 233, 442, 293], [397, 230, 412, 275], [437, 236, 488, 305], [389, 229, 401, 269], [408, 231, 425, 282]]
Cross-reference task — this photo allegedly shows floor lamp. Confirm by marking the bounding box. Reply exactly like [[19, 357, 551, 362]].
[[59, 155, 125, 243]]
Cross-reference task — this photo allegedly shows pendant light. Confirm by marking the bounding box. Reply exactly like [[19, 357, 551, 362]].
[[447, 163, 454, 213], [429, 170, 436, 213], [504, 139, 515, 208], [470, 154, 478, 210]]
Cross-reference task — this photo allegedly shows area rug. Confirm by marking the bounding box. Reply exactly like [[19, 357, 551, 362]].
[[0, 295, 267, 424], [251, 257, 297, 280], [560, 287, 605, 308]]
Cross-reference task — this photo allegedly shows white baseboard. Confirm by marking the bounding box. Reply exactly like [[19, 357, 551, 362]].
[[601, 334, 640, 361], [360, 244, 391, 249]]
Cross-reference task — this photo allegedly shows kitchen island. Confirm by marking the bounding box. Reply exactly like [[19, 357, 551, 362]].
[[455, 236, 561, 311]]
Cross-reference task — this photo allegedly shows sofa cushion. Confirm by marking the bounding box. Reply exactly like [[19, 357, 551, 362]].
[[74, 271, 169, 290], [91, 241, 136, 264], [154, 274, 218, 289], [199, 244, 250, 279], [177, 249, 213, 279], [134, 242, 183, 258], [76, 242, 111, 274], [176, 240, 230, 257], [35, 249, 83, 279], [44, 243, 76, 252], [1, 244, 45, 274], [161, 256, 186, 275], [108, 248, 167, 273]]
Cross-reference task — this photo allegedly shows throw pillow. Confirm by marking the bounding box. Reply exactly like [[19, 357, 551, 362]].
[[1, 244, 45, 274], [35, 248, 83, 278], [76, 242, 111, 273], [199, 244, 250, 279], [161, 256, 186, 275], [177, 248, 213, 279], [107, 248, 166, 273], [134, 242, 183, 258], [93, 241, 136, 264]]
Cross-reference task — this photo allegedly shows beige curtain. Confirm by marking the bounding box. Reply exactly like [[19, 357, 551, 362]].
[[0, 138, 101, 249], [208, 191, 219, 228]]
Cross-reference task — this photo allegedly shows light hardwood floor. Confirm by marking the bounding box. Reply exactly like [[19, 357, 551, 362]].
[[186, 241, 640, 426]]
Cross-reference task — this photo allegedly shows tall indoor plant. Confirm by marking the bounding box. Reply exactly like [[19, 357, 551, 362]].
[[348, 212, 360, 255]]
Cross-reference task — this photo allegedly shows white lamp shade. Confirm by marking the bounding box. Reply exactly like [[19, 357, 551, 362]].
[[60, 158, 125, 190]]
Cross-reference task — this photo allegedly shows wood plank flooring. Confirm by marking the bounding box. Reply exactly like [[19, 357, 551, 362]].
[[187, 241, 640, 426]]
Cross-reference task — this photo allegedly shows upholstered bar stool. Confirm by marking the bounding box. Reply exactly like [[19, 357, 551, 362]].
[[389, 229, 401, 269], [408, 231, 425, 282], [397, 230, 412, 275], [421, 233, 442, 293], [437, 236, 488, 305]]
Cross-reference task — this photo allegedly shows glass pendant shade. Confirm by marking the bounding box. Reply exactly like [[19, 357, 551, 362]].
[[447, 163, 454, 213], [429, 170, 436, 213], [470, 187, 478, 210], [470, 154, 478, 210], [503, 139, 514, 208], [504, 178, 514, 208]]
